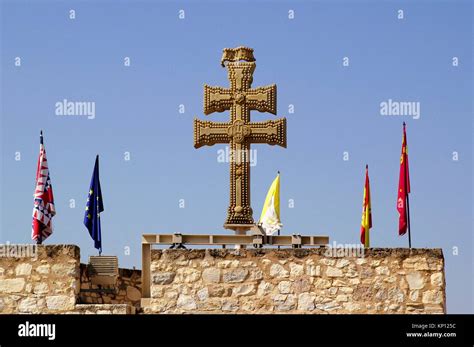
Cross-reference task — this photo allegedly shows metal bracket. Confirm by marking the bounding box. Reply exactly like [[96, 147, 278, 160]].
[[169, 243, 187, 249], [169, 233, 187, 249], [291, 234, 302, 249], [252, 234, 264, 248]]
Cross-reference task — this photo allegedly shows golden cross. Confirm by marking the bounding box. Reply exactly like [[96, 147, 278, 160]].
[[194, 47, 287, 231]]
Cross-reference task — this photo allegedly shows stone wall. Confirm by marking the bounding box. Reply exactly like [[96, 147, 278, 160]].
[[0, 245, 80, 313], [144, 248, 446, 314], [0, 245, 446, 314], [0, 245, 138, 314], [79, 264, 142, 310]]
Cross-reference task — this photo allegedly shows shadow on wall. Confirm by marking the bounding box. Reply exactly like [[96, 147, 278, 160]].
[[79, 264, 142, 310]]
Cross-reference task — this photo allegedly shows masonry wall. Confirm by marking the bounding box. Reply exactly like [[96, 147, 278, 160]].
[[144, 248, 446, 314], [79, 264, 142, 310], [0, 245, 138, 314], [0, 245, 80, 313], [0, 245, 446, 314]]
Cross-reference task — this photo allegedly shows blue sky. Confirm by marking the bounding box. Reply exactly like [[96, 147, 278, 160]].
[[0, 0, 472, 313]]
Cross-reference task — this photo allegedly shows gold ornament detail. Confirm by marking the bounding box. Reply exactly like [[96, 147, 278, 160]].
[[221, 46, 256, 67], [194, 47, 287, 228], [228, 120, 251, 144]]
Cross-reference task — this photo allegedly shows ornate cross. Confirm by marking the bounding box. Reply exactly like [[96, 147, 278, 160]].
[[194, 47, 287, 231]]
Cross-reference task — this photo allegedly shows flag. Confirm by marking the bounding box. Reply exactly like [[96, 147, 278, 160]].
[[259, 172, 282, 235], [32, 131, 56, 244], [360, 165, 372, 247], [84, 155, 104, 254], [397, 122, 410, 236]]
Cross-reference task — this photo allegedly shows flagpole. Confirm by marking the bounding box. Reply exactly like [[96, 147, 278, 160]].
[[277, 170, 280, 250], [97, 154, 101, 256], [406, 193, 412, 249], [277, 229, 280, 250], [365, 164, 369, 248], [403, 122, 412, 249], [37, 130, 43, 245]]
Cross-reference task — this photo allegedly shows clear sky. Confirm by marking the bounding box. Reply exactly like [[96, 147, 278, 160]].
[[0, 0, 472, 313]]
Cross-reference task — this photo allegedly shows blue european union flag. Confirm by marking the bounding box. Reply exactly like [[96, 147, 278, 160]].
[[84, 155, 104, 254]]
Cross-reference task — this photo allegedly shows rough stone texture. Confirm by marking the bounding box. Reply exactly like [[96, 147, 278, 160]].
[[46, 295, 76, 311], [143, 248, 446, 314], [0, 246, 446, 315], [73, 304, 135, 315], [0, 245, 80, 314], [0, 245, 140, 314], [202, 268, 221, 283], [78, 264, 142, 310]]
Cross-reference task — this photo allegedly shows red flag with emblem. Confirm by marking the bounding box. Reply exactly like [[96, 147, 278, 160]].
[[397, 123, 410, 236], [32, 131, 56, 243]]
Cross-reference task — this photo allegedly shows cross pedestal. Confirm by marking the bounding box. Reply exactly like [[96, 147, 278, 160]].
[[224, 224, 253, 249]]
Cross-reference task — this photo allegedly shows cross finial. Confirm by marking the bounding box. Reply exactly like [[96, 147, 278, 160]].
[[221, 46, 256, 67]]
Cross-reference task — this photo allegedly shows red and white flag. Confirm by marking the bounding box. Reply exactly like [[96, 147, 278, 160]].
[[32, 131, 56, 243]]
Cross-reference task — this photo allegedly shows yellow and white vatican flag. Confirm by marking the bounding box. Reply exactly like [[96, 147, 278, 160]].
[[259, 172, 282, 235]]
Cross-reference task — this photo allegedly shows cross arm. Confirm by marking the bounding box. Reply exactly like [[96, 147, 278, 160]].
[[246, 85, 276, 114], [248, 118, 287, 148], [194, 119, 231, 148], [204, 85, 233, 115]]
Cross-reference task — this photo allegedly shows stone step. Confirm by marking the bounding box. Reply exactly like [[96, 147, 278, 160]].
[[72, 304, 135, 315]]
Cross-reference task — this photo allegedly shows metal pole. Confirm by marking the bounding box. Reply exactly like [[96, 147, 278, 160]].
[[36, 130, 44, 246], [406, 193, 412, 249], [404, 125, 412, 249], [277, 229, 280, 250], [403, 122, 411, 249]]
